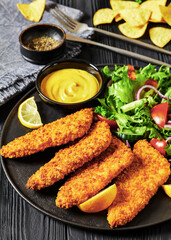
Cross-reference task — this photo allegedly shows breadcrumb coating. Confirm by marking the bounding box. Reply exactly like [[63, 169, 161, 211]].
[[26, 121, 112, 190], [107, 139, 170, 228], [0, 108, 93, 158], [56, 136, 134, 208]]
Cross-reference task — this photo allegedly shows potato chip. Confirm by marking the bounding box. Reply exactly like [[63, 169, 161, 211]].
[[140, 1, 165, 22], [118, 22, 148, 39], [93, 8, 117, 26], [110, 1, 139, 23], [159, 5, 171, 26], [149, 27, 171, 47], [147, 0, 167, 4], [110, 1, 139, 12], [120, 8, 151, 27], [17, 0, 45, 22]]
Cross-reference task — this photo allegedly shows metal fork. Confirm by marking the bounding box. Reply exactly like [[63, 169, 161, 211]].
[[48, 5, 171, 56]]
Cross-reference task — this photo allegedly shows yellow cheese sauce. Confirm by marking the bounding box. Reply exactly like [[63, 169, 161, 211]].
[[41, 69, 100, 103]]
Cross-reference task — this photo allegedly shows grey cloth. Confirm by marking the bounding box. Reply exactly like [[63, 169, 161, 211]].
[[0, 0, 92, 106]]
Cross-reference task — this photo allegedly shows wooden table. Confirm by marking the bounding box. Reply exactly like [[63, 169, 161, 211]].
[[0, 0, 171, 239]]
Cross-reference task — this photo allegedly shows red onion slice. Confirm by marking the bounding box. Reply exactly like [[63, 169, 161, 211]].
[[126, 140, 131, 148], [166, 137, 171, 142], [164, 125, 171, 129], [136, 85, 171, 101]]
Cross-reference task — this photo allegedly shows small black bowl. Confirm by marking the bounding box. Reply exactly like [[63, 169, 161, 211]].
[[19, 24, 66, 65], [36, 59, 105, 109]]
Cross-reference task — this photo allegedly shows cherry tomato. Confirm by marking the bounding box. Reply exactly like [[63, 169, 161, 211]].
[[127, 65, 137, 80], [93, 113, 118, 129], [145, 79, 158, 90], [151, 102, 169, 128], [150, 138, 167, 156], [127, 65, 134, 71]]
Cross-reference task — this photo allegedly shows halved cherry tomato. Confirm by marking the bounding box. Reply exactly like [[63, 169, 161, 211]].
[[93, 113, 118, 129], [127, 65, 137, 80], [151, 102, 169, 128], [150, 138, 167, 156]]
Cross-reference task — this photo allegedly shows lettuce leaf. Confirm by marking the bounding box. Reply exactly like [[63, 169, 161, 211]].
[[165, 144, 171, 156]]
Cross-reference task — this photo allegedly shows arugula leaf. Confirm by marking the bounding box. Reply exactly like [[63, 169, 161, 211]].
[[94, 104, 116, 120], [148, 127, 163, 140], [161, 128, 171, 139], [146, 96, 158, 108], [161, 87, 171, 103], [139, 64, 157, 78], [152, 65, 171, 103]]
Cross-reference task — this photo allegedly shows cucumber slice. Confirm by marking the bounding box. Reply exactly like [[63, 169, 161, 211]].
[[115, 132, 144, 142]]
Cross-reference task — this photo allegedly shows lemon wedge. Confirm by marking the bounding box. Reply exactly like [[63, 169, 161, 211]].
[[18, 96, 43, 129], [162, 184, 171, 198], [78, 184, 117, 213]]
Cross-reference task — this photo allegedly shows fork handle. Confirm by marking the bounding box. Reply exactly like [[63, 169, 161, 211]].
[[66, 34, 171, 67], [88, 27, 171, 56]]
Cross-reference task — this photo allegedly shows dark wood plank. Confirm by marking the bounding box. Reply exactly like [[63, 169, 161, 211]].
[[0, 0, 171, 240]]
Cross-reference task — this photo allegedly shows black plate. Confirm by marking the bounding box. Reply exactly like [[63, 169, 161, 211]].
[[1, 65, 171, 231]]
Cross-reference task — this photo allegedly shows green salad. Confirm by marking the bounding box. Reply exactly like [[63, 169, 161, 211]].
[[94, 64, 171, 157]]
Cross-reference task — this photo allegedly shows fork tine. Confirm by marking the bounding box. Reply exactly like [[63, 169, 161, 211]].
[[51, 9, 75, 30], [54, 6, 78, 26], [48, 5, 87, 34], [54, 9, 75, 29]]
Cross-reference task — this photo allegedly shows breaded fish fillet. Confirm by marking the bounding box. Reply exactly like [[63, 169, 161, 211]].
[[26, 121, 112, 190], [56, 136, 134, 209], [0, 108, 93, 158], [107, 139, 170, 228]]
